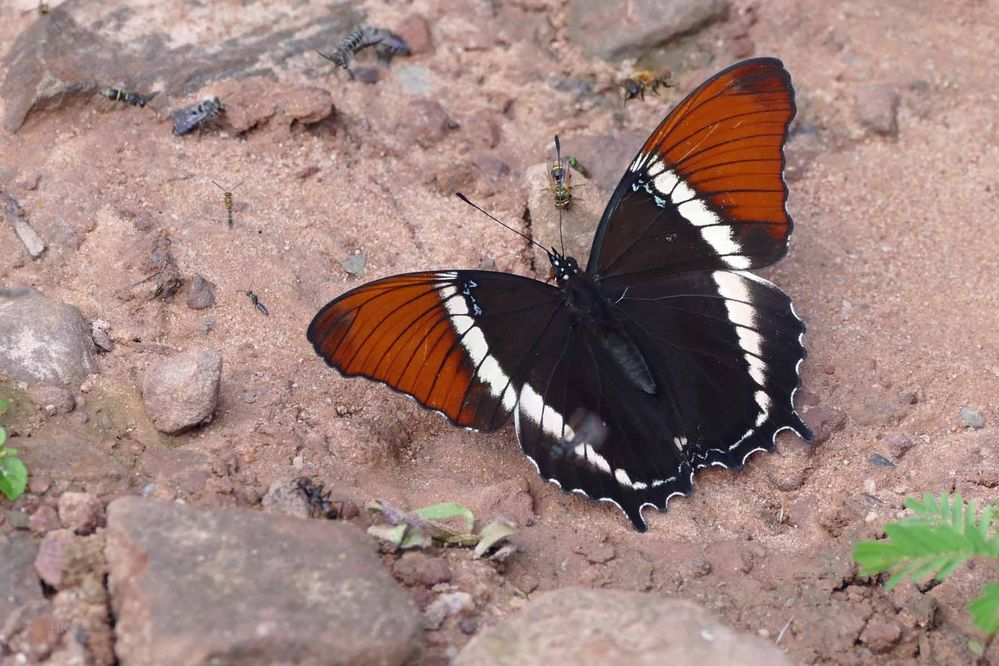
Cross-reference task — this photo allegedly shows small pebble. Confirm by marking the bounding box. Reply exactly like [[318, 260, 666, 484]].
[[863, 479, 876, 494], [341, 253, 366, 276], [868, 453, 895, 468], [959, 407, 984, 429], [186, 274, 216, 310]]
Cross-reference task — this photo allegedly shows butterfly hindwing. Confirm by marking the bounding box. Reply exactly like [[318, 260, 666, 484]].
[[307, 271, 564, 430], [589, 58, 796, 282]]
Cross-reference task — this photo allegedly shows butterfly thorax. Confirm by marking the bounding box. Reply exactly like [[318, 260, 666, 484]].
[[551, 252, 658, 395]]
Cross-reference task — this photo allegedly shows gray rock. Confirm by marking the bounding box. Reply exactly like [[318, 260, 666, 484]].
[[570, 0, 729, 60], [141, 345, 221, 434], [959, 407, 984, 429], [0, 290, 98, 386], [106, 497, 421, 666], [260, 478, 312, 519], [455, 587, 790, 665], [0, 534, 45, 621], [854, 84, 900, 137], [186, 274, 216, 310]]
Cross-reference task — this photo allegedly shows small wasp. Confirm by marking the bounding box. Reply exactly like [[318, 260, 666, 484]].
[[317, 26, 410, 80], [549, 135, 573, 210], [211, 180, 242, 228], [101, 88, 150, 108], [619, 70, 671, 102], [245, 288, 268, 316], [171, 97, 225, 136]]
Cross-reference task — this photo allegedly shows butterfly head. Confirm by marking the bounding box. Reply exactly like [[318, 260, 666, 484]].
[[547, 248, 580, 285]]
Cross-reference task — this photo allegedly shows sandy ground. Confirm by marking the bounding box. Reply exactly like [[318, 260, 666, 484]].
[[1, 0, 997, 663]]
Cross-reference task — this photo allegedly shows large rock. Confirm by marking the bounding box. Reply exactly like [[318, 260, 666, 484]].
[[2, 0, 359, 133], [455, 587, 791, 666], [569, 0, 729, 60], [0, 290, 98, 385], [141, 345, 221, 434], [106, 497, 421, 666]]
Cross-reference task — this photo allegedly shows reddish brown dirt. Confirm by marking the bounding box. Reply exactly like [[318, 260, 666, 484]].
[[1, 0, 996, 663]]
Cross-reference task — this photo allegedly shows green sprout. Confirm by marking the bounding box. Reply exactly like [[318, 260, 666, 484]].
[[0, 399, 28, 501], [854, 493, 999, 652]]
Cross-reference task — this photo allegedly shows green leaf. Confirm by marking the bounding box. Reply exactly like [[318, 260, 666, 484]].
[[474, 519, 517, 558], [0, 425, 6, 447], [969, 583, 999, 635], [0, 456, 28, 500], [969, 639, 984, 656], [853, 492, 999, 588], [414, 502, 475, 534], [0, 399, 7, 414]]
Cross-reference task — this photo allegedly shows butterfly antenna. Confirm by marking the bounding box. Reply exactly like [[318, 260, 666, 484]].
[[554, 134, 565, 257], [455, 193, 548, 254]]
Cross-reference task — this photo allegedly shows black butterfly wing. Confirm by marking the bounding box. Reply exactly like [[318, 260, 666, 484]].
[[529, 58, 810, 525], [307, 271, 566, 431], [512, 319, 696, 531], [588, 58, 796, 282]]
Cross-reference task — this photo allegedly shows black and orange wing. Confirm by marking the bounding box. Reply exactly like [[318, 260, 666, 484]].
[[588, 57, 796, 283], [307, 271, 566, 431]]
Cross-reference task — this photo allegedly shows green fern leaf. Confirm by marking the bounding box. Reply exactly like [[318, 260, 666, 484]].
[[853, 493, 998, 589], [970, 583, 999, 635]]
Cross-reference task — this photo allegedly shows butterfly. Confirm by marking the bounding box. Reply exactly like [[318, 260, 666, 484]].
[[308, 57, 812, 531]]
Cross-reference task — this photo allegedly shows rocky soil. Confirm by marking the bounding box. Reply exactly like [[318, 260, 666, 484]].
[[1, 0, 997, 664]]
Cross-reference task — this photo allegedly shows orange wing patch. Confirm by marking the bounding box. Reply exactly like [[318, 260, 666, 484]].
[[307, 272, 478, 424], [638, 58, 795, 240]]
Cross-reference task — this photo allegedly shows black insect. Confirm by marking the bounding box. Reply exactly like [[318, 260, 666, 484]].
[[39, 1, 50, 14], [317, 26, 410, 80], [101, 88, 149, 107], [549, 135, 573, 210], [171, 97, 225, 136], [295, 477, 343, 519], [245, 289, 268, 316], [211, 180, 241, 228], [619, 70, 671, 102]]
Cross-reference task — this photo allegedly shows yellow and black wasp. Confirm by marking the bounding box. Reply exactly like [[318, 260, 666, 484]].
[[619, 70, 672, 102], [211, 180, 242, 228], [549, 135, 573, 210]]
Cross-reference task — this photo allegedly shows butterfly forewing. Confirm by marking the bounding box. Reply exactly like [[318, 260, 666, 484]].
[[308, 271, 564, 431], [589, 58, 796, 282]]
